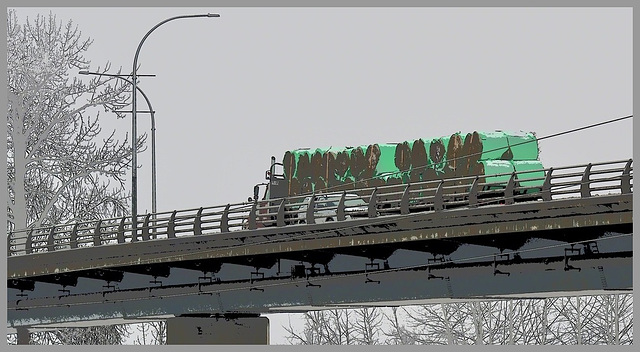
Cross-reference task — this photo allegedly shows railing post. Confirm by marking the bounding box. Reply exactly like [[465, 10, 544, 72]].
[[337, 191, 346, 221], [93, 220, 102, 247], [505, 173, 516, 205], [581, 163, 593, 198], [142, 214, 151, 240], [277, 199, 286, 227], [117, 218, 125, 244], [469, 177, 479, 207], [621, 159, 632, 194], [47, 227, 56, 252], [542, 168, 553, 201], [221, 205, 230, 233], [434, 181, 444, 211], [401, 184, 411, 215], [25, 229, 33, 254], [7, 231, 12, 256], [168, 210, 177, 238], [306, 193, 316, 225], [194, 207, 203, 235], [131, 215, 138, 242], [368, 188, 378, 218], [249, 202, 258, 229]]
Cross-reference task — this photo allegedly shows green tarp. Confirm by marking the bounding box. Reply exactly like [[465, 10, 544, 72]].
[[281, 130, 543, 196]]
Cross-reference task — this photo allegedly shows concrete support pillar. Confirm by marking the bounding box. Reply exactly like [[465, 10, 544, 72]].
[[16, 327, 31, 345], [166, 315, 269, 345]]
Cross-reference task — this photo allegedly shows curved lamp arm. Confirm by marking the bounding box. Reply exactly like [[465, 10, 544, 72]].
[[131, 13, 220, 232]]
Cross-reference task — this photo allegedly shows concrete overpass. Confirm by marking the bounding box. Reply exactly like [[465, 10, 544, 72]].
[[7, 159, 633, 343]]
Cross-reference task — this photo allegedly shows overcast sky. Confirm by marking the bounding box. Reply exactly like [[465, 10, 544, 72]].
[[7, 6, 633, 344]]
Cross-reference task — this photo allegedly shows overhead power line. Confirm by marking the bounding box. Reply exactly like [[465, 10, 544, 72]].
[[306, 114, 633, 196]]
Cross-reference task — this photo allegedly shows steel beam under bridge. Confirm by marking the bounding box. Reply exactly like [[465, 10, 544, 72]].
[[8, 250, 631, 331]]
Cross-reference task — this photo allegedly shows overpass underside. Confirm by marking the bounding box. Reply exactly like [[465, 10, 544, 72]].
[[7, 193, 632, 332]]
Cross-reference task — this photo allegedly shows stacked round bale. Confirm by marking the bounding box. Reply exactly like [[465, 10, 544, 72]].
[[282, 131, 543, 196]]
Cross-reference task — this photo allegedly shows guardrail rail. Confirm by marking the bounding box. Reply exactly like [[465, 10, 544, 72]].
[[7, 159, 632, 256]]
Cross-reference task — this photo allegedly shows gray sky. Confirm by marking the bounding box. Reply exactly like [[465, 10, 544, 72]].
[[7, 6, 634, 344]]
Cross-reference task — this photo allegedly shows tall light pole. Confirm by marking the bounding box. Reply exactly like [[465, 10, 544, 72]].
[[131, 13, 220, 236], [78, 71, 157, 218]]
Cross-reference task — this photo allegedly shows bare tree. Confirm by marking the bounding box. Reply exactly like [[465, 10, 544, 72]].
[[352, 307, 384, 345], [283, 294, 633, 346], [7, 9, 143, 233], [133, 322, 166, 345], [549, 294, 633, 345], [383, 307, 418, 345], [285, 308, 385, 345], [7, 9, 145, 344]]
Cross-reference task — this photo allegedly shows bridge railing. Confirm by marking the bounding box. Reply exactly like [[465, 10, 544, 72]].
[[7, 159, 632, 256]]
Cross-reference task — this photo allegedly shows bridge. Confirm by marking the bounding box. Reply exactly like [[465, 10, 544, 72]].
[[7, 159, 633, 344]]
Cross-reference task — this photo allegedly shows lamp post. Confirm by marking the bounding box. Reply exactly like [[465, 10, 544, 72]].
[[131, 13, 220, 235], [78, 71, 157, 218]]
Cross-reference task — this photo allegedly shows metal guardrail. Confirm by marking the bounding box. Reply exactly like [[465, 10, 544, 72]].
[[7, 159, 633, 256]]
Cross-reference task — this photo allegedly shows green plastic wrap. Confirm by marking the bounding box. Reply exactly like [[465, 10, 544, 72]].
[[477, 131, 539, 161], [505, 131, 539, 161], [477, 131, 511, 160], [478, 160, 514, 185], [281, 130, 543, 197], [512, 160, 545, 190]]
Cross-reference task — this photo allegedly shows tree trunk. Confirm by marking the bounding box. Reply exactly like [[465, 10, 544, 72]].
[[11, 129, 29, 230]]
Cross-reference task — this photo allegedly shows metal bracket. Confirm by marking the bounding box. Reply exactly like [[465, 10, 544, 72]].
[[306, 265, 321, 277], [93, 220, 102, 246], [47, 226, 56, 252], [621, 159, 632, 194], [306, 280, 321, 288], [365, 261, 381, 284], [337, 191, 347, 221], [221, 204, 230, 232], [276, 199, 286, 227], [167, 210, 177, 238], [400, 184, 411, 215], [25, 229, 33, 254], [434, 181, 444, 211], [583, 241, 600, 257], [368, 188, 378, 218], [142, 214, 151, 240], [469, 176, 479, 207], [564, 246, 582, 271], [116, 218, 125, 244], [306, 193, 316, 224], [58, 286, 71, 296], [365, 274, 381, 284], [505, 174, 516, 205], [427, 254, 447, 264], [427, 266, 445, 280], [194, 207, 203, 235], [250, 271, 264, 284], [581, 163, 592, 198], [542, 168, 553, 201], [493, 254, 511, 276]]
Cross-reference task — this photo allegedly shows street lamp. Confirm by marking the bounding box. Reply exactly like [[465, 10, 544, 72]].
[[131, 13, 220, 236], [78, 70, 158, 219]]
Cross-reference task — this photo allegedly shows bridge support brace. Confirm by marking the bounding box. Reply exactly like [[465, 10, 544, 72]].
[[166, 315, 269, 345], [16, 327, 31, 345]]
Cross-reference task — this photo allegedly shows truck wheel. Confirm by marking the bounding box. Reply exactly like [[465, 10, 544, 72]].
[[326, 217, 334, 222]]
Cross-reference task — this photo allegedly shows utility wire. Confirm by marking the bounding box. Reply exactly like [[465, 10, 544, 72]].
[[7, 115, 633, 239], [300, 114, 633, 196]]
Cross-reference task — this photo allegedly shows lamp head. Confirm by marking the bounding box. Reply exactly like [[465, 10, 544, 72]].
[[78, 70, 89, 75], [207, 13, 221, 17]]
